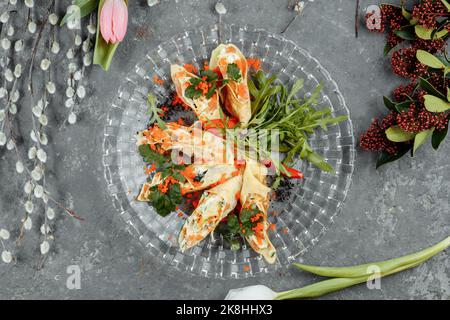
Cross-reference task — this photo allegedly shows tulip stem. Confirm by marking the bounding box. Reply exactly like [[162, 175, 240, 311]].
[[275, 236, 450, 300]]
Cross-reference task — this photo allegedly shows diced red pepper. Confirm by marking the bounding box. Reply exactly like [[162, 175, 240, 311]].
[[282, 164, 304, 179]]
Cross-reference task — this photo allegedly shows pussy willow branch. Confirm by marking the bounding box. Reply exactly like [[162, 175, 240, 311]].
[[27, 6, 51, 97]]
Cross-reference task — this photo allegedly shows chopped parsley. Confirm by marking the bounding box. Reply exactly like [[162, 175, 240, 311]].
[[148, 183, 182, 217], [184, 67, 229, 100], [138, 144, 187, 216], [227, 63, 242, 82], [217, 205, 264, 250]]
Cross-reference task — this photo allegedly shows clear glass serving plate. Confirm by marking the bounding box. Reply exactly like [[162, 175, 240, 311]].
[[102, 24, 355, 279]]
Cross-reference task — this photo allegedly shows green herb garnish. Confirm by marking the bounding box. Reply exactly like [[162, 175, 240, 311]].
[[138, 144, 167, 169], [138, 144, 187, 217], [247, 70, 347, 174], [227, 63, 242, 81], [148, 183, 182, 217], [146, 93, 167, 129]]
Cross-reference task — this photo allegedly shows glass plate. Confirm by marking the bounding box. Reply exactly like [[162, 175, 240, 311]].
[[102, 24, 355, 279]]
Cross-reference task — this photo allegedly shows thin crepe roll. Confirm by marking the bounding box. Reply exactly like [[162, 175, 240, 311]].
[[209, 44, 251, 126], [171, 64, 221, 122], [179, 173, 243, 251], [137, 164, 239, 201], [136, 122, 233, 164], [240, 161, 277, 264]]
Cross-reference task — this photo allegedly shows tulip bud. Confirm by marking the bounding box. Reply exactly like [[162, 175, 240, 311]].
[[224, 285, 277, 300], [100, 0, 128, 44]]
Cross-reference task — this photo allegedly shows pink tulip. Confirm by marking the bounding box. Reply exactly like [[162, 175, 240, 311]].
[[100, 0, 128, 44]]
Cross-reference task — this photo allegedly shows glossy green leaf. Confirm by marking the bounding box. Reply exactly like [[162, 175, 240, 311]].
[[424, 94, 450, 112], [376, 144, 412, 169], [385, 126, 416, 142], [93, 0, 128, 71], [394, 25, 416, 40], [413, 128, 434, 154], [415, 25, 448, 40], [383, 96, 396, 111], [60, 0, 99, 27], [401, 6, 411, 20], [441, 0, 450, 11], [395, 101, 412, 113], [432, 125, 448, 150], [419, 77, 447, 100], [416, 50, 446, 69], [383, 43, 395, 56], [444, 66, 450, 79]]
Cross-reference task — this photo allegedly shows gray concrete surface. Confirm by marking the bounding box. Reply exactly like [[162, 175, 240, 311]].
[[0, 0, 449, 299]]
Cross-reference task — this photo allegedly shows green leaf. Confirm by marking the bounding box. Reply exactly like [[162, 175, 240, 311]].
[[185, 84, 202, 99], [416, 50, 446, 69], [395, 101, 412, 113], [227, 63, 242, 81], [441, 0, 450, 11], [394, 25, 416, 40], [138, 144, 167, 167], [415, 25, 448, 40], [60, 0, 99, 27], [424, 94, 450, 112], [146, 93, 167, 129], [419, 77, 447, 100], [413, 128, 434, 154], [286, 79, 304, 105], [200, 69, 218, 81], [385, 126, 416, 142], [306, 152, 334, 173], [447, 87, 450, 102], [401, 6, 411, 20], [432, 125, 448, 149], [383, 43, 395, 56], [376, 144, 412, 169], [290, 236, 450, 279], [383, 96, 396, 111], [93, 0, 128, 70]]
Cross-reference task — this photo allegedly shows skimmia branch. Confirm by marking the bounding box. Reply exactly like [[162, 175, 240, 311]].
[[361, 1, 450, 168]]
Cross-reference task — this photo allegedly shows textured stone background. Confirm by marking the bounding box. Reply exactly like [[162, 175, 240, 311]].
[[0, 0, 449, 299]]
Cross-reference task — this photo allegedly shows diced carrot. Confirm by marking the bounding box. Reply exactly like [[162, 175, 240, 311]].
[[246, 58, 261, 71], [153, 74, 164, 85], [183, 63, 198, 74]]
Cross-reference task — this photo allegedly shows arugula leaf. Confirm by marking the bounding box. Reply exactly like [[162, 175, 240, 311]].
[[146, 93, 166, 129], [227, 63, 242, 81]]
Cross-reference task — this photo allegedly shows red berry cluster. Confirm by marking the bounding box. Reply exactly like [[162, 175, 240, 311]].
[[412, 0, 447, 29], [361, 2, 450, 162], [412, 38, 446, 53], [396, 101, 447, 132], [392, 83, 416, 102], [360, 118, 399, 155], [391, 48, 428, 79]]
